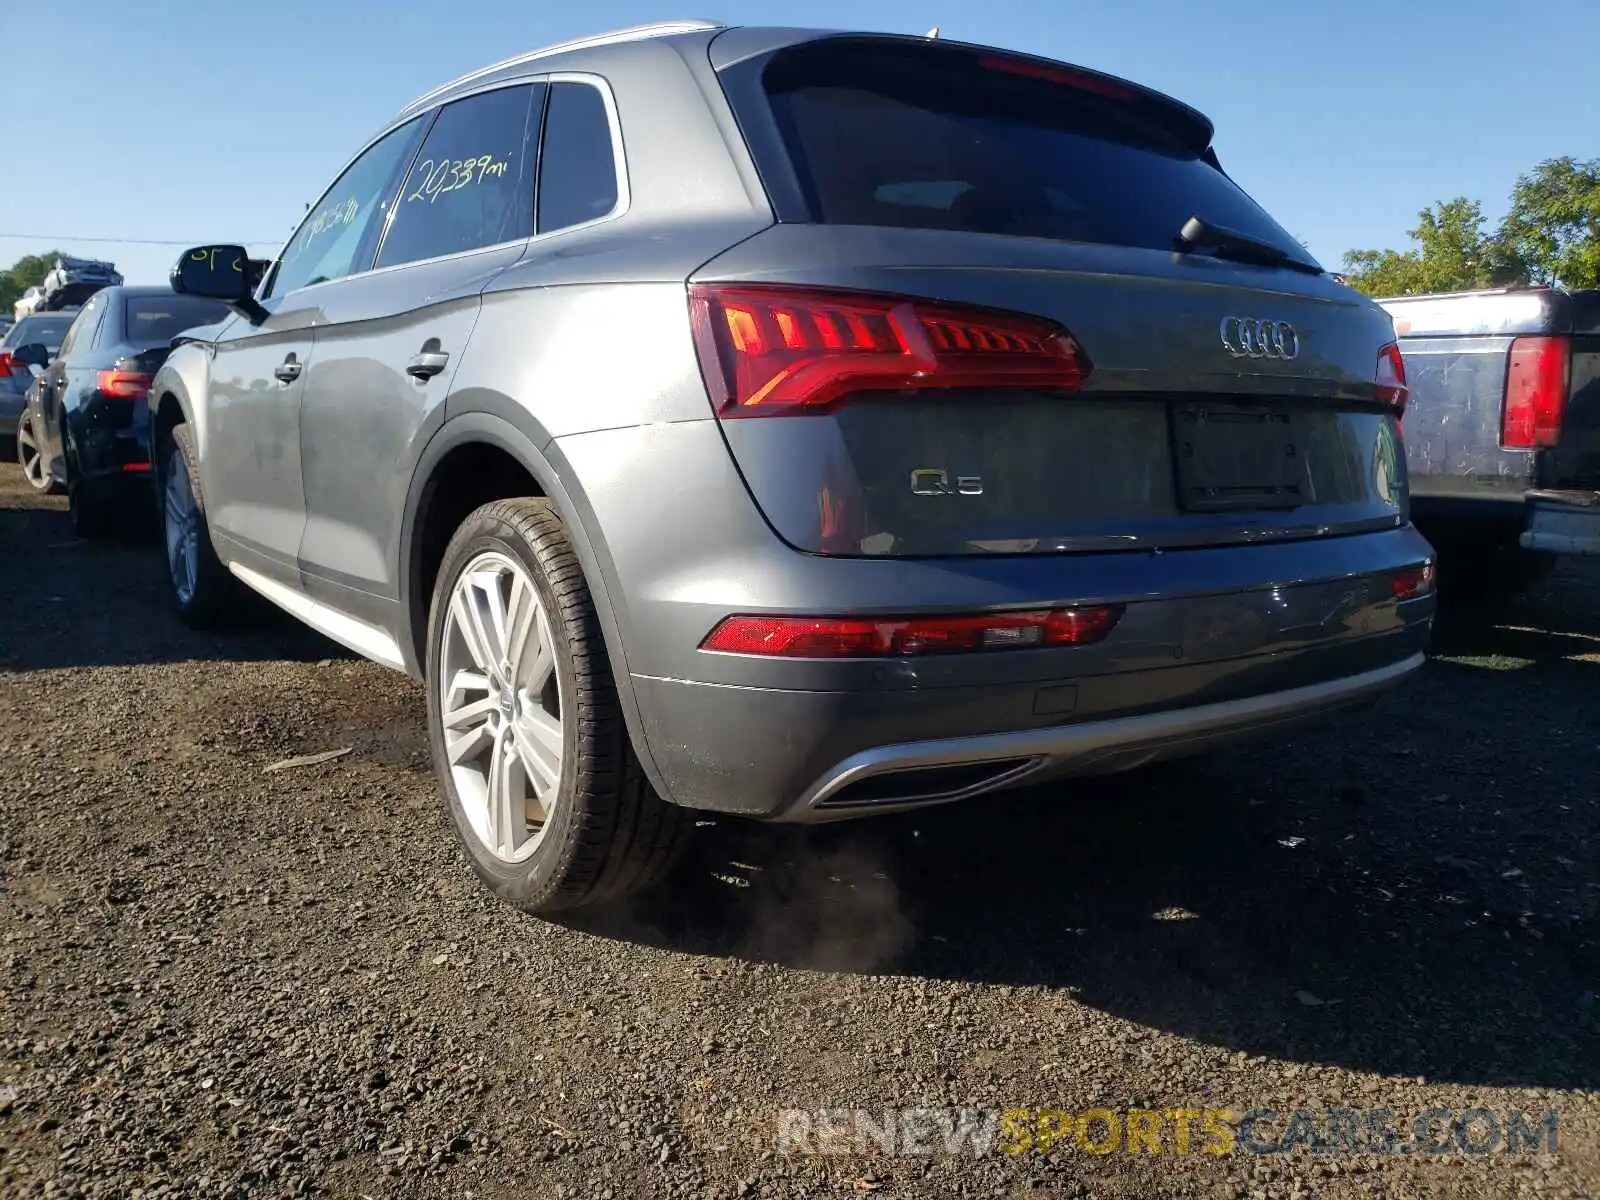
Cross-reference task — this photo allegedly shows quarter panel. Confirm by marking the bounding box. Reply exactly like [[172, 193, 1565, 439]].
[[397, 404, 675, 800], [452, 282, 713, 437]]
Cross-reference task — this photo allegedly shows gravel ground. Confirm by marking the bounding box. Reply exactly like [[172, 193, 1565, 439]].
[[0, 461, 1595, 1199]]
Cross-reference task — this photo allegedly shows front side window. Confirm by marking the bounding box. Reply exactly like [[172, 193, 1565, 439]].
[[375, 85, 541, 270], [536, 81, 621, 234], [267, 116, 426, 298]]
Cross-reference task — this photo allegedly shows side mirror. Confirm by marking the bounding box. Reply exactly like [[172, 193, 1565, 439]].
[[171, 245, 254, 302], [12, 343, 50, 370]]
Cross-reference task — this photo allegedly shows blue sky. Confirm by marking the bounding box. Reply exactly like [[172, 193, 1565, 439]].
[[2, 0, 1595, 286]]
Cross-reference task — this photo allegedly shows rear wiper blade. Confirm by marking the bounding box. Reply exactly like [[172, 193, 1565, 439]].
[[1175, 215, 1323, 275]]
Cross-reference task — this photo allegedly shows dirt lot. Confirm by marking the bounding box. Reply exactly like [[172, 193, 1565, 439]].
[[0, 462, 1595, 1199]]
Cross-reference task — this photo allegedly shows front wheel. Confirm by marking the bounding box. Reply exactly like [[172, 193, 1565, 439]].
[[425, 497, 690, 913]]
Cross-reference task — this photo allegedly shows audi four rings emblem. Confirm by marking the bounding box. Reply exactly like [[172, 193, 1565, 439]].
[[1220, 316, 1300, 360]]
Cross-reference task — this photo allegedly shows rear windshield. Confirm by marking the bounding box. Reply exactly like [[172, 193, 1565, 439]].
[[125, 295, 231, 345], [3, 314, 75, 351], [757, 40, 1310, 262]]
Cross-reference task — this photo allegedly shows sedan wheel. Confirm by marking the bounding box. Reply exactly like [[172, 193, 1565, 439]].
[[438, 550, 565, 863], [16, 413, 54, 494]]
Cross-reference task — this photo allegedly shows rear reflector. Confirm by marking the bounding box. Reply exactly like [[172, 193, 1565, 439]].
[[1391, 562, 1436, 600], [689, 284, 1092, 416], [1374, 342, 1408, 411], [97, 369, 152, 400], [700, 606, 1123, 658], [1501, 335, 1569, 449]]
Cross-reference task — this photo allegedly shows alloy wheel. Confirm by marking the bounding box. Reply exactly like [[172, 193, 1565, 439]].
[[17, 415, 46, 489], [439, 551, 565, 863], [164, 452, 200, 605]]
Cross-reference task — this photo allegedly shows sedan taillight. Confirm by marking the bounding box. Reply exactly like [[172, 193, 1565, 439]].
[[97, 370, 152, 400]]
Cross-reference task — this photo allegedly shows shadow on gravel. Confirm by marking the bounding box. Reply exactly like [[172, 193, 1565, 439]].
[[0, 482, 354, 672], [571, 583, 1600, 1093]]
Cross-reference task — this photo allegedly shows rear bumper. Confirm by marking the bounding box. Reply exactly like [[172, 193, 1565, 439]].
[[1521, 489, 1600, 555], [554, 422, 1436, 821], [782, 651, 1424, 821], [633, 618, 1430, 820]]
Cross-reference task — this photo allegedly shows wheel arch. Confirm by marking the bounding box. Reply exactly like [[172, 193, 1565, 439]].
[[400, 395, 671, 801], [148, 347, 210, 490]]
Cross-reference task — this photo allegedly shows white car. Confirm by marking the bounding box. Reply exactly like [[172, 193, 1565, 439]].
[[12, 287, 43, 321]]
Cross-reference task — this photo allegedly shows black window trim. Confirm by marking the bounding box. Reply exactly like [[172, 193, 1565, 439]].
[[260, 70, 630, 299], [88, 290, 114, 351], [58, 294, 102, 359], [533, 72, 630, 238], [369, 80, 548, 275]]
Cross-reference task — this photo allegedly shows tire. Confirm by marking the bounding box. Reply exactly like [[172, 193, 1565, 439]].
[[160, 424, 240, 628], [425, 497, 690, 913], [14, 410, 60, 495], [64, 430, 117, 539]]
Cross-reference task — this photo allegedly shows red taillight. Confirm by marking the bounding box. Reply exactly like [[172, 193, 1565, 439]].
[[0, 351, 14, 374], [1501, 335, 1569, 449], [1391, 562, 1436, 600], [688, 284, 1092, 417], [97, 370, 152, 400], [700, 606, 1124, 658], [1374, 342, 1408, 412]]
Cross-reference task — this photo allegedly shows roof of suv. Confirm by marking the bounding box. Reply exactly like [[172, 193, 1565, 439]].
[[392, 21, 1207, 142], [395, 19, 725, 120]]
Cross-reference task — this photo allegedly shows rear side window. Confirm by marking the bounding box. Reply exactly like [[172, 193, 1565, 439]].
[[125, 295, 231, 345], [377, 84, 542, 270], [751, 40, 1307, 260], [56, 296, 102, 359], [536, 82, 621, 234]]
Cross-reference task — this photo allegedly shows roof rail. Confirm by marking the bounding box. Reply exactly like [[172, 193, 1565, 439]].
[[400, 20, 725, 114]]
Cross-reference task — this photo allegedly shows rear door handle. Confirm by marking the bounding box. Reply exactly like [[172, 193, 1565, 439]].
[[274, 355, 302, 384], [406, 349, 450, 381]]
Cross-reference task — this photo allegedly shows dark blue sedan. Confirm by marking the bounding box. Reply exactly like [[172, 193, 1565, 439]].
[[15, 286, 229, 536]]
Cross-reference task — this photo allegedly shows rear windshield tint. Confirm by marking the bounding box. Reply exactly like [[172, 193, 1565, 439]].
[[125, 295, 231, 345], [757, 40, 1309, 262], [4, 314, 74, 351]]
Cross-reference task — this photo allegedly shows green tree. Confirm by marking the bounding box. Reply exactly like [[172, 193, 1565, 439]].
[[1499, 157, 1600, 289], [0, 252, 66, 316], [1341, 199, 1521, 298]]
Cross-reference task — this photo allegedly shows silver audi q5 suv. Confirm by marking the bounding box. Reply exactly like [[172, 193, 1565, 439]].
[[153, 21, 1435, 911]]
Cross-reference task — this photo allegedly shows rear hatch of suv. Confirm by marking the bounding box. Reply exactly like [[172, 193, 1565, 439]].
[[693, 33, 1408, 557]]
